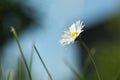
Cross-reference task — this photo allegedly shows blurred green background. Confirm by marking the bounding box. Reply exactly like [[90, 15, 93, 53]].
[[82, 13, 120, 80]]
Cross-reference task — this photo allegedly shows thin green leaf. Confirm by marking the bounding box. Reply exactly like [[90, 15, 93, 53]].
[[18, 58, 22, 80], [0, 66, 4, 80], [7, 71, 11, 80], [34, 45, 53, 80], [11, 27, 32, 80], [78, 38, 101, 80], [29, 41, 35, 72], [64, 59, 85, 80]]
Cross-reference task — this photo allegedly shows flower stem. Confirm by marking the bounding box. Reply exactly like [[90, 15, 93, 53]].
[[33, 45, 53, 80], [78, 38, 101, 80]]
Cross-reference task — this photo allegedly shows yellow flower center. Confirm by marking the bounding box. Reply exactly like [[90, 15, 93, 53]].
[[70, 32, 78, 38]]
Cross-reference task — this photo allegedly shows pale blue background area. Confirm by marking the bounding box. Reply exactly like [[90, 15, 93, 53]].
[[2, 0, 119, 80]]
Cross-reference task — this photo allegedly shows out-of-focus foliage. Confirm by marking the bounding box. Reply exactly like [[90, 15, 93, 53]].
[[0, 0, 35, 47], [82, 13, 120, 80]]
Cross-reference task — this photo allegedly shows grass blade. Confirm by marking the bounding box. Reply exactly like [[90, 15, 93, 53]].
[[29, 41, 35, 72], [33, 45, 53, 80], [0, 66, 4, 80], [7, 71, 11, 80], [11, 27, 32, 80], [64, 59, 85, 80], [78, 38, 101, 80], [18, 58, 22, 80]]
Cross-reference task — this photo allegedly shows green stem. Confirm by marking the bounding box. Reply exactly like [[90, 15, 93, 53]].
[[11, 27, 32, 80], [34, 45, 53, 80], [78, 38, 101, 80]]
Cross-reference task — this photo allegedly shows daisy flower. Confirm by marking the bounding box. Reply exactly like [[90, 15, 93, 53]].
[[60, 20, 84, 45]]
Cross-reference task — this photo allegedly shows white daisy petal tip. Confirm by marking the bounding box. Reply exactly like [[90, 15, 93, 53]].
[[60, 20, 85, 45]]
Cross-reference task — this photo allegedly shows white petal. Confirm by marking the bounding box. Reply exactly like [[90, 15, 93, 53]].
[[75, 21, 80, 32], [60, 38, 74, 45], [60, 39, 70, 45], [69, 23, 76, 32], [80, 21, 83, 26], [79, 25, 84, 33], [76, 21, 84, 34], [61, 34, 70, 39], [63, 41, 71, 45], [75, 21, 80, 31], [63, 30, 71, 35], [76, 20, 80, 27], [81, 25, 85, 29], [60, 38, 71, 43]]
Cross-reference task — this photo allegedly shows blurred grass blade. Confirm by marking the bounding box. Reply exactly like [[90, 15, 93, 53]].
[[18, 58, 22, 80], [11, 27, 32, 80], [33, 45, 53, 80], [78, 38, 101, 80], [0, 66, 3, 80], [83, 48, 96, 75], [7, 71, 11, 80], [114, 70, 120, 80], [64, 59, 85, 80], [29, 41, 35, 72]]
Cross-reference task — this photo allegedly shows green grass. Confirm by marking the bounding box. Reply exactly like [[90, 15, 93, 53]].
[[7, 71, 11, 80], [33, 45, 53, 80], [10, 27, 54, 80], [64, 59, 85, 80], [11, 27, 32, 80], [0, 27, 106, 80]]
